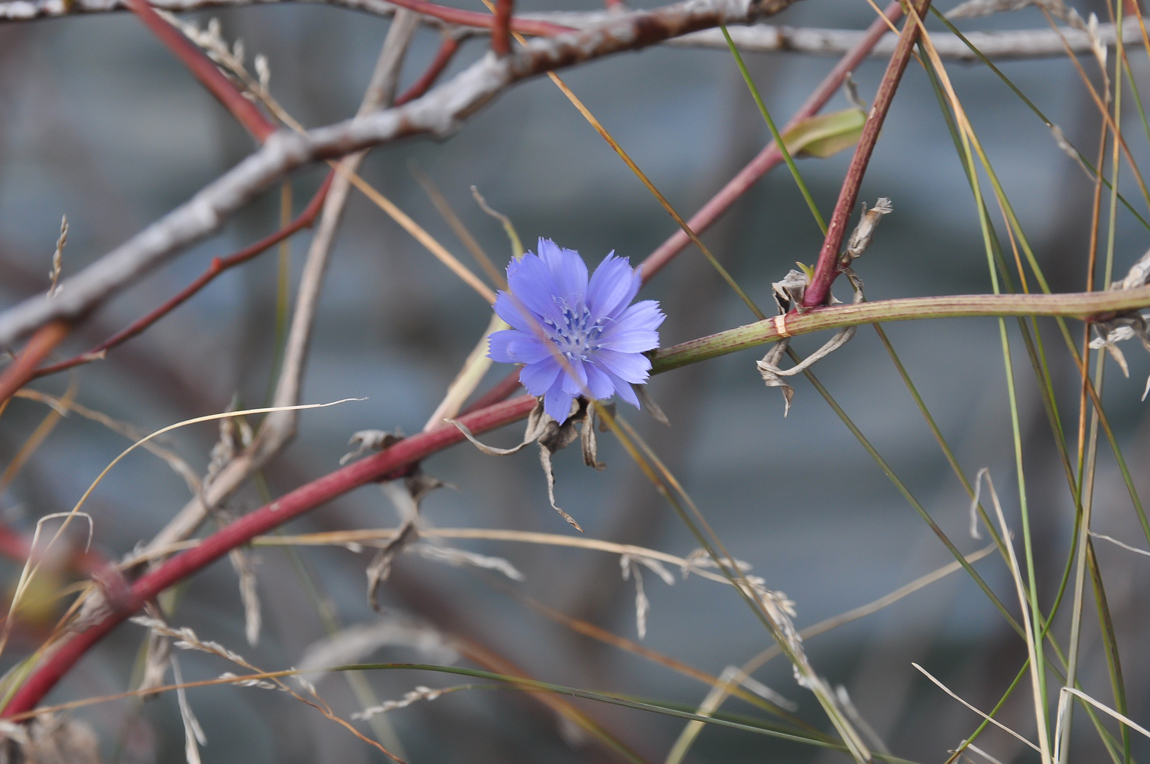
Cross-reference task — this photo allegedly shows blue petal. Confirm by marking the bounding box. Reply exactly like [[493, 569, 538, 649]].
[[605, 300, 665, 335], [537, 238, 588, 306], [489, 330, 553, 364], [597, 329, 660, 353], [506, 253, 565, 324], [494, 292, 543, 334], [543, 377, 576, 422], [587, 253, 641, 322], [593, 348, 651, 384], [583, 362, 617, 400], [488, 329, 524, 363], [597, 365, 640, 408], [560, 356, 589, 396], [519, 357, 563, 397]]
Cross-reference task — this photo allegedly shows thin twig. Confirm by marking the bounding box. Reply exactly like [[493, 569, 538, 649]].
[[802, 0, 931, 309], [0, 322, 69, 406]]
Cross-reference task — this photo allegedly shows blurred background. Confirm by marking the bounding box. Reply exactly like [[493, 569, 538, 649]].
[[2, 0, 1150, 761]]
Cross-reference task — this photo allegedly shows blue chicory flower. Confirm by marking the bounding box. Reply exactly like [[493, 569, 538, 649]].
[[488, 238, 665, 422]]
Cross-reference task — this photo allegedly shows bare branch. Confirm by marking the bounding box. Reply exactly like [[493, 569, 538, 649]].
[[2, 0, 1139, 63], [0, 0, 796, 348]]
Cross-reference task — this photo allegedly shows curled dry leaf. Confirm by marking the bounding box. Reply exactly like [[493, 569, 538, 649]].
[[340, 429, 404, 465], [759, 269, 864, 416], [364, 473, 447, 611], [228, 547, 261, 647], [451, 398, 611, 532], [411, 543, 524, 581], [1090, 247, 1150, 398], [759, 199, 889, 415], [619, 556, 650, 640]]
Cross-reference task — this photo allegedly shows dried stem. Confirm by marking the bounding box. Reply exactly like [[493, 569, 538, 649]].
[[801, 0, 931, 309]]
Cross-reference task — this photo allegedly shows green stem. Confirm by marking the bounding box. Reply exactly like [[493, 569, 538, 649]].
[[651, 286, 1150, 373]]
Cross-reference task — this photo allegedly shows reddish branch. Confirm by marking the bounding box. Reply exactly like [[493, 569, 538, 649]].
[[0, 323, 68, 406], [639, 0, 904, 282], [491, 0, 515, 56], [801, 0, 931, 309], [395, 34, 463, 105], [32, 174, 335, 380], [125, 0, 276, 142], [0, 394, 538, 718]]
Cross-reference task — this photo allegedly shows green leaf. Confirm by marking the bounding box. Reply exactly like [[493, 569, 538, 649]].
[[781, 109, 866, 159]]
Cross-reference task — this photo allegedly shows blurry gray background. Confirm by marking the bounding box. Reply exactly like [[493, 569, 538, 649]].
[[2, 0, 1150, 761]]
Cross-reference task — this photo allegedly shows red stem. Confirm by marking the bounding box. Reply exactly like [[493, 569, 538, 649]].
[[638, 0, 904, 283], [0, 395, 537, 717], [491, 0, 515, 56], [801, 0, 931, 309], [31, 173, 335, 380], [125, 0, 276, 143], [395, 35, 463, 106], [0, 322, 69, 406], [460, 368, 523, 416], [384, 0, 570, 38]]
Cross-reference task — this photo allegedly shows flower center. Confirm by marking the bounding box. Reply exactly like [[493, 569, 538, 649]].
[[545, 299, 604, 360]]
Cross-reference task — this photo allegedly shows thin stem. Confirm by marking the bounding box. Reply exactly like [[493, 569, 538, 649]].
[[803, 0, 931, 308], [720, 25, 826, 234], [0, 323, 69, 406]]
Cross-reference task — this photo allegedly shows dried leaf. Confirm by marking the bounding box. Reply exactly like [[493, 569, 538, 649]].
[[140, 624, 172, 696], [620, 556, 649, 639], [633, 385, 669, 426], [842, 198, 892, 264], [228, 547, 261, 646], [171, 656, 207, 764], [341, 429, 404, 465], [759, 269, 864, 416], [412, 542, 524, 581], [454, 399, 588, 530], [47, 215, 67, 299], [1088, 248, 1150, 392], [366, 520, 418, 612], [579, 403, 604, 470]]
